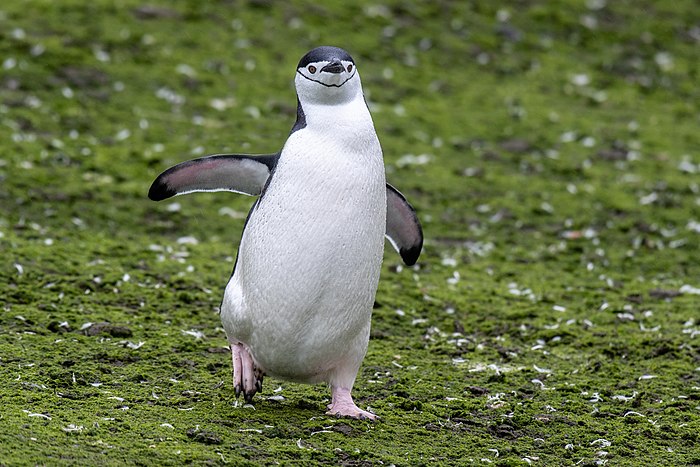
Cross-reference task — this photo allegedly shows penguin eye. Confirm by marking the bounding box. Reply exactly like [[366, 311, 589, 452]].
[[307, 65, 317, 74], [347, 64, 353, 72]]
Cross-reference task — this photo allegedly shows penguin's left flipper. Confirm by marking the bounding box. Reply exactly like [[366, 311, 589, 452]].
[[148, 153, 279, 201], [386, 184, 423, 266]]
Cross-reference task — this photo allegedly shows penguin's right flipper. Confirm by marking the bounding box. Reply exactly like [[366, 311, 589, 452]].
[[385, 184, 423, 266], [148, 153, 279, 201]]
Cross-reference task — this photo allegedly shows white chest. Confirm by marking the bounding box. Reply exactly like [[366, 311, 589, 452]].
[[242, 122, 386, 290], [221, 104, 387, 377]]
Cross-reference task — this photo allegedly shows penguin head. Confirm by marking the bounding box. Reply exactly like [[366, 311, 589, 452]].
[[295, 46, 362, 105]]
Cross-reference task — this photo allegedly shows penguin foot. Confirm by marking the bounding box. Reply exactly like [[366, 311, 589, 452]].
[[231, 343, 263, 402], [326, 386, 377, 421]]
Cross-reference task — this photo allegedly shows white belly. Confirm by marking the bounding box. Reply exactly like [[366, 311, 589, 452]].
[[220, 129, 386, 382]]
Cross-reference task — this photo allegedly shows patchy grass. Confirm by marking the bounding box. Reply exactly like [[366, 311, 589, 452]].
[[1, 0, 699, 465]]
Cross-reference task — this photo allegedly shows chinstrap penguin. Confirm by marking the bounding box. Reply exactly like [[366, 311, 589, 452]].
[[149, 46, 423, 420]]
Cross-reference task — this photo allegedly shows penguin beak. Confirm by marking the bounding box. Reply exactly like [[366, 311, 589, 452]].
[[320, 60, 344, 74]]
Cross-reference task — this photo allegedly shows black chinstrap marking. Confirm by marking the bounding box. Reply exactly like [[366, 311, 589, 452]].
[[296, 69, 356, 88]]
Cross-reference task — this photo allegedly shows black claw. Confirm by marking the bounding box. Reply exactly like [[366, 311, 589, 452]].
[[244, 391, 255, 404], [234, 385, 241, 398]]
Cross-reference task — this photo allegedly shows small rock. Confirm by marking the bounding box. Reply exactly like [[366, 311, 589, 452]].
[[466, 386, 489, 396], [57, 66, 110, 88], [132, 5, 181, 19], [186, 428, 222, 445], [649, 289, 681, 300], [84, 322, 133, 338], [597, 147, 628, 161], [499, 139, 532, 153], [332, 423, 354, 435]]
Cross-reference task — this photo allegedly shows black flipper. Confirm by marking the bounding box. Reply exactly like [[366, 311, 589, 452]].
[[385, 184, 423, 265], [148, 153, 279, 201]]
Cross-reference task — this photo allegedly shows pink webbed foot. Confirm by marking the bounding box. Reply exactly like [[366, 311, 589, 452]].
[[231, 343, 263, 403], [326, 386, 377, 421]]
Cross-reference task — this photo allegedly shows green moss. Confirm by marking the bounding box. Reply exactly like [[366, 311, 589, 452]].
[[1, 0, 699, 465]]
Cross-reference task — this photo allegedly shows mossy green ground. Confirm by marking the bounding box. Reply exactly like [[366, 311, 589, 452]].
[[1, 0, 699, 465]]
